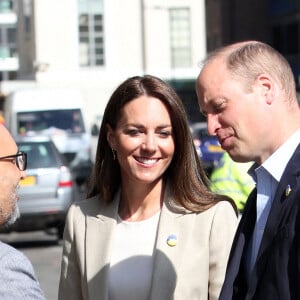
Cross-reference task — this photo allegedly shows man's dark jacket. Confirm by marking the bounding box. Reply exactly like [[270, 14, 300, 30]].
[[219, 143, 300, 300]]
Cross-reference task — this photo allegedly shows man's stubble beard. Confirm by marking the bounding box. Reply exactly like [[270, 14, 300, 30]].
[[4, 203, 20, 228], [1, 185, 21, 228]]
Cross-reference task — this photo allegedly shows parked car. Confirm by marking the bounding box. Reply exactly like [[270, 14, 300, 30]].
[[190, 122, 224, 174], [1, 136, 78, 239], [4, 88, 94, 186]]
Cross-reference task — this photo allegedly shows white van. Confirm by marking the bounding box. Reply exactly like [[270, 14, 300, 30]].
[[4, 88, 93, 185]]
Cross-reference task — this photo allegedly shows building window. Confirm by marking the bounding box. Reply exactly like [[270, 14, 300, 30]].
[[286, 23, 298, 55], [0, 0, 13, 13], [272, 22, 299, 56], [170, 8, 191, 68], [78, 0, 104, 67], [0, 25, 17, 59]]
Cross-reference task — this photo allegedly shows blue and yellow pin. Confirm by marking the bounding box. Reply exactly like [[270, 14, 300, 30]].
[[167, 234, 177, 247]]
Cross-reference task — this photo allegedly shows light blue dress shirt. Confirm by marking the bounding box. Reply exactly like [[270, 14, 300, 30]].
[[246, 129, 300, 282]]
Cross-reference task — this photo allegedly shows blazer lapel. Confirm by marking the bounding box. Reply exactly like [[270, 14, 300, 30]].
[[150, 189, 194, 300], [86, 194, 120, 300]]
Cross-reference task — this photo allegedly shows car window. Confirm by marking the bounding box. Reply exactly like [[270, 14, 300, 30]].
[[18, 142, 60, 169], [17, 109, 85, 135]]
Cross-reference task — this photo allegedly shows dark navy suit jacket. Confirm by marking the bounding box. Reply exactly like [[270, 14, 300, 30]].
[[219, 143, 300, 300]]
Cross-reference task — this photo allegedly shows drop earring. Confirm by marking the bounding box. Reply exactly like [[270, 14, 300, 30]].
[[111, 148, 116, 160]]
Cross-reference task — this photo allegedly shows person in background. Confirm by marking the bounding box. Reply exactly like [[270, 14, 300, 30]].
[[58, 75, 238, 300], [210, 152, 255, 214], [196, 40, 300, 299], [0, 124, 45, 299]]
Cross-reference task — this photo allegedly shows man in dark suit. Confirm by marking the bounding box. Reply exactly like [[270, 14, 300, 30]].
[[196, 40, 300, 299], [0, 124, 45, 299]]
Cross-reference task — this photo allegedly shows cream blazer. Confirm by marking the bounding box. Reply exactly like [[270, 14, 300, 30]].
[[58, 188, 237, 300]]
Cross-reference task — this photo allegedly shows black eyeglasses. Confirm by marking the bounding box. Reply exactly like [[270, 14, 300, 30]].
[[0, 151, 27, 171]]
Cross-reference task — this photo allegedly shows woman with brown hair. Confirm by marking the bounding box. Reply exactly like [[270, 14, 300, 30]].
[[58, 75, 237, 300]]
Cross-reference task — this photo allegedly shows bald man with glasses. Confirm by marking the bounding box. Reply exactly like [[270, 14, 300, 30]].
[[0, 124, 45, 299]]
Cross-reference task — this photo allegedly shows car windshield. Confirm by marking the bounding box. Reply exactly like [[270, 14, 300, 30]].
[[18, 142, 60, 169], [17, 109, 85, 135]]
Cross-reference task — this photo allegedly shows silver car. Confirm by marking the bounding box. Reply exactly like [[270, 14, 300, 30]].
[[3, 135, 78, 239]]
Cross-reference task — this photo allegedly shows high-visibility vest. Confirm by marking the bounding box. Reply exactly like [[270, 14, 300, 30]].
[[210, 152, 255, 212]]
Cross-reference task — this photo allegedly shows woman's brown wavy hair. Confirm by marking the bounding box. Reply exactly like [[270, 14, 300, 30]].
[[87, 75, 237, 214]]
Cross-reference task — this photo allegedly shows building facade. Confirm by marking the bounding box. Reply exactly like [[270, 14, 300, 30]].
[[268, 0, 300, 87], [0, 0, 207, 128], [205, 0, 300, 89]]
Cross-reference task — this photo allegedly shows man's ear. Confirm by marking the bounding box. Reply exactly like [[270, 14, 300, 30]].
[[106, 124, 116, 149], [255, 73, 274, 104]]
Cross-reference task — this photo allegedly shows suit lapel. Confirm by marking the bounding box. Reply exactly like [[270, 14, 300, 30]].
[[150, 189, 194, 300], [229, 190, 257, 289], [220, 189, 258, 299], [86, 194, 120, 300]]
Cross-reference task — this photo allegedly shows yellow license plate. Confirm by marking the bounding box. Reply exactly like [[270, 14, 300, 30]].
[[208, 145, 223, 152], [20, 176, 36, 186]]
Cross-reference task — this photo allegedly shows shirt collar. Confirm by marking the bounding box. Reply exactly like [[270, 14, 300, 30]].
[[262, 128, 300, 182]]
